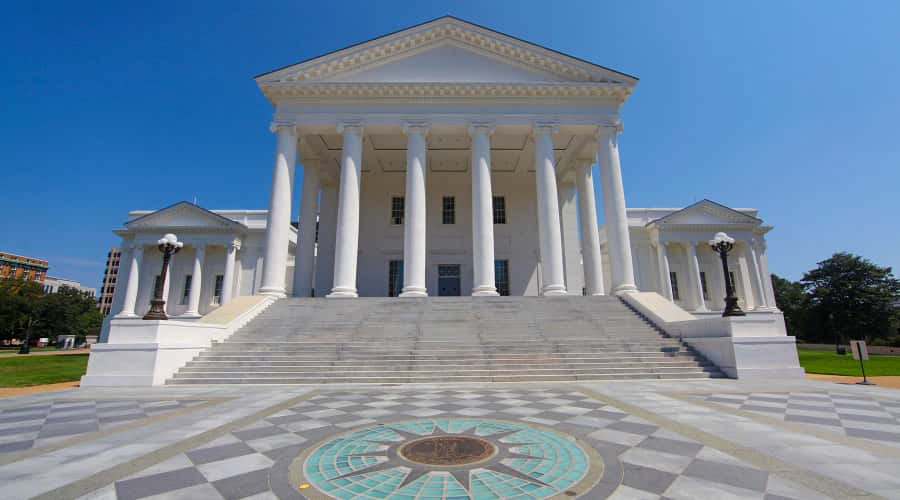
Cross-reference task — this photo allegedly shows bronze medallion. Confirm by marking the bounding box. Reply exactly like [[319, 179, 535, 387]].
[[400, 436, 496, 466]]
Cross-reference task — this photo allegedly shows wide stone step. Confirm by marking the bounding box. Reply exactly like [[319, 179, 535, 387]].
[[166, 296, 724, 385], [177, 362, 715, 373], [184, 356, 705, 368], [168, 371, 724, 384]]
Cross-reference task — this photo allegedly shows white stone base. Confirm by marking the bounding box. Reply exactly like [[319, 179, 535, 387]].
[[620, 291, 804, 380], [682, 335, 806, 379], [82, 295, 275, 387]]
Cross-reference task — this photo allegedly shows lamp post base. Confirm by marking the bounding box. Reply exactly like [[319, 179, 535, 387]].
[[143, 299, 169, 320], [722, 297, 746, 317]]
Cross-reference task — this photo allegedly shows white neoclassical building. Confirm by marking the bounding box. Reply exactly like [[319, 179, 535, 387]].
[[89, 17, 801, 385]]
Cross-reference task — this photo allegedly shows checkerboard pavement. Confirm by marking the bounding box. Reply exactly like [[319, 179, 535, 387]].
[[695, 391, 900, 446], [0, 399, 208, 454], [89, 389, 823, 500]]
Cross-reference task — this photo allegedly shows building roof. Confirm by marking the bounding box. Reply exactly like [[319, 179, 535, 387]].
[[255, 16, 638, 82]]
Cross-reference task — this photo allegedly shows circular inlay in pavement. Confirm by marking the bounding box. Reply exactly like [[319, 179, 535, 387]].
[[290, 418, 604, 499], [399, 435, 496, 466]]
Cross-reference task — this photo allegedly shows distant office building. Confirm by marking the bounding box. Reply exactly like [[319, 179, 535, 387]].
[[98, 247, 121, 316], [43, 276, 96, 297], [0, 252, 48, 283]]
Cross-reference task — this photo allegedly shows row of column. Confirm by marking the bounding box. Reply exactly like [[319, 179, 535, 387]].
[[655, 239, 775, 311], [117, 242, 238, 318], [261, 122, 638, 298]]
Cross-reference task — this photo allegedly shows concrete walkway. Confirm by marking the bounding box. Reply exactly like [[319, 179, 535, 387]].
[[0, 378, 896, 499]]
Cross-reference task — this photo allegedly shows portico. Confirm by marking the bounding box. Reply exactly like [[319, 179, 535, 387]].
[[254, 17, 640, 298]]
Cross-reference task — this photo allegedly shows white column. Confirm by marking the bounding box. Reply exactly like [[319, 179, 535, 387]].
[[747, 240, 770, 309], [597, 125, 637, 293], [292, 162, 320, 297], [183, 245, 205, 317], [259, 123, 297, 297], [737, 243, 756, 310], [222, 241, 238, 305], [315, 182, 338, 297], [533, 123, 567, 296], [655, 241, 673, 300], [575, 160, 605, 295], [687, 242, 708, 312], [328, 122, 364, 298], [400, 122, 429, 297], [469, 123, 499, 296], [116, 245, 143, 317], [757, 242, 779, 309], [558, 177, 583, 294]]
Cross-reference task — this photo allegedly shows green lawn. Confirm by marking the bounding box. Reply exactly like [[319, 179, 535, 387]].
[[0, 354, 89, 387], [798, 349, 900, 376]]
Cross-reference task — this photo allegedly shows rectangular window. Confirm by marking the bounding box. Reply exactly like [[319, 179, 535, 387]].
[[181, 275, 192, 304], [492, 196, 506, 224], [388, 260, 404, 297], [699, 271, 709, 301], [442, 196, 455, 224], [495, 260, 510, 296], [391, 196, 405, 225], [213, 275, 224, 305], [670, 272, 680, 301]]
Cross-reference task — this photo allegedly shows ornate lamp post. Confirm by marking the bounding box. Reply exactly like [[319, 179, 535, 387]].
[[708, 232, 746, 317], [143, 233, 183, 320]]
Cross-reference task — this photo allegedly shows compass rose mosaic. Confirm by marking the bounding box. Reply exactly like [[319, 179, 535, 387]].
[[292, 418, 600, 499]]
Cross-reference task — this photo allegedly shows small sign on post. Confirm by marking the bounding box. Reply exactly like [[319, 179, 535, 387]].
[[849, 340, 875, 386]]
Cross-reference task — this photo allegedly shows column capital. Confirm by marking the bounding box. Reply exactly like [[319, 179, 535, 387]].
[[194, 245, 206, 257], [336, 121, 365, 136], [467, 122, 496, 137], [402, 121, 431, 136], [226, 239, 242, 251], [269, 121, 297, 135], [532, 121, 560, 136], [595, 121, 624, 137], [129, 243, 144, 253]]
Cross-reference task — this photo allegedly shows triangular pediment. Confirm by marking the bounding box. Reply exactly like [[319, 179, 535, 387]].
[[651, 200, 761, 227], [256, 17, 637, 87], [125, 202, 246, 231], [330, 44, 568, 84]]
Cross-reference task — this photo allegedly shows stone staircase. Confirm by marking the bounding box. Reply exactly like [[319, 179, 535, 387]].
[[167, 296, 724, 384]]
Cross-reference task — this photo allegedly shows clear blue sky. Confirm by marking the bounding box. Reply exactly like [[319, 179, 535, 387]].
[[2, 1, 898, 291]]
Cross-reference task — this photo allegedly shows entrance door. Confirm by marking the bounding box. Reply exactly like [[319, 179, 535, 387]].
[[437, 265, 461, 296]]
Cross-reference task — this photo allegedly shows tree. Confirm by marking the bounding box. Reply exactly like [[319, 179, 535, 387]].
[[37, 286, 103, 343], [771, 274, 808, 340], [0, 280, 103, 352], [0, 277, 45, 351], [801, 253, 900, 347]]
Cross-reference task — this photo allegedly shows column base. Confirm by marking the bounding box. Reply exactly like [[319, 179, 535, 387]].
[[327, 287, 358, 298], [472, 286, 499, 297], [613, 284, 639, 294], [588, 292, 607, 297], [178, 312, 202, 319], [399, 287, 427, 298], [542, 285, 567, 297], [114, 312, 139, 319], [258, 288, 286, 298]]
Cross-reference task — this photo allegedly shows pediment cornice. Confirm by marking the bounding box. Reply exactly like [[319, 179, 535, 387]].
[[260, 82, 633, 102], [647, 199, 762, 228], [256, 17, 636, 103], [124, 201, 247, 232]]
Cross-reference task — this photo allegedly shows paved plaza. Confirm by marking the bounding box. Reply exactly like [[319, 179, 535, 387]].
[[1, 379, 899, 499]]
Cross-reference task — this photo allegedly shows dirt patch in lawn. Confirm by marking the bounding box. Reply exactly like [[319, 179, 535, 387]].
[[806, 373, 900, 389]]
